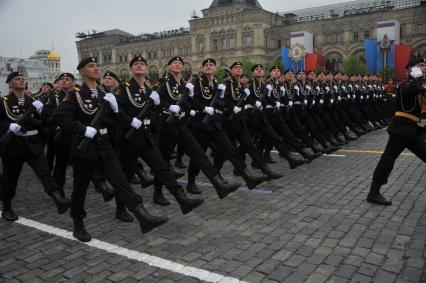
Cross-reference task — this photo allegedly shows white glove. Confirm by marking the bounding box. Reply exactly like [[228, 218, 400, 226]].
[[352, 95, 356, 99], [233, 106, 241, 114], [103, 93, 118, 113], [275, 102, 281, 108], [306, 85, 311, 91], [244, 88, 250, 96], [320, 99, 324, 104], [312, 100, 316, 105], [325, 87, 330, 92], [255, 101, 262, 109], [130, 117, 142, 129], [169, 105, 180, 114], [333, 85, 338, 90], [280, 86, 285, 94], [218, 84, 226, 98], [338, 96, 341, 101], [32, 100, 43, 114], [84, 126, 97, 139], [8, 123, 21, 134], [330, 99, 334, 104], [190, 110, 196, 117], [304, 99, 308, 105], [411, 66, 423, 78], [266, 84, 273, 96], [149, 91, 160, 106], [316, 86, 320, 91], [288, 101, 293, 107], [185, 83, 194, 97], [203, 106, 214, 116], [360, 96, 364, 100], [342, 86, 346, 91]]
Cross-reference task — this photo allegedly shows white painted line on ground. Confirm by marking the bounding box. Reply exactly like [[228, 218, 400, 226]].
[[270, 150, 346, 157], [4, 214, 249, 283]]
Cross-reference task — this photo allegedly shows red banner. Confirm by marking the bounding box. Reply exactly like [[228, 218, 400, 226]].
[[394, 45, 413, 80], [304, 53, 325, 71]]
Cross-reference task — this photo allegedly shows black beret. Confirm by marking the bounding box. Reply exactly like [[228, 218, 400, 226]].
[[5, 71, 24, 83], [42, 82, 54, 88], [284, 69, 294, 74], [129, 55, 147, 67], [59, 73, 75, 80], [168, 56, 184, 65], [307, 70, 316, 75], [318, 71, 325, 76], [406, 57, 426, 69], [296, 70, 305, 75], [77, 57, 97, 70], [334, 71, 342, 76], [270, 66, 280, 72], [103, 70, 119, 82], [230, 61, 243, 69], [251, 64, 264, 72], [54, 77, 61, 84], [241, 74, 249, 78], [202, 58, 216, 66], [325, 71, 333, 76]]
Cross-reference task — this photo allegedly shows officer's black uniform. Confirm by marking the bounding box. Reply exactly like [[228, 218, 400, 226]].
[[52, 61, 168, 242], [369, 65, 426, 206], [0, 73, 69, 221], [115, 73, 204, 214]]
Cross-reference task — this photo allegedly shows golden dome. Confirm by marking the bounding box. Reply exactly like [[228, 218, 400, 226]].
[[47, 49, 60, 60]]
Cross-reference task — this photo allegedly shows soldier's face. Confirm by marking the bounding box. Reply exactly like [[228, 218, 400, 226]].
[[252, 67, 264, 78], [41, 85, 50, 93], [80, 62, 100, 80], [231, 65, 242, 77], [271, 69, 281, 78], [9, 76, 26, 90], [169, 61, 183, 74], [203, 62, 216, 75], [416, 62, 426, 74], [103, 76, 118, 89], [131, 61, 148, 76], [62, 77, 75, 90]]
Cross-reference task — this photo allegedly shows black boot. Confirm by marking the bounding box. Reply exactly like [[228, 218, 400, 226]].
[[1, 201, 18, 221], [344, 130, 358, 141], [286, 152, 308, 169], [153, 186, 170, 206], [132, 204, 168, 234], [367, 183, 392, 205], [135, 164, 154, 188], [51, 190, 70, 214], [210, 175, 240, 199], [263, 151, 276, 163], [312, 142, 325, 153], [260, 163, 283, 179], [129, 173, 140, 184], [240, 168, 267, 190], [73, 218, 92, 242], [186, 177, 202, 194], [300, 148, 322, 161], [94, 180, 114, 202], [171, 187, 204, 214], [174, 157, 187, 169], [115, 198, 134, 222]]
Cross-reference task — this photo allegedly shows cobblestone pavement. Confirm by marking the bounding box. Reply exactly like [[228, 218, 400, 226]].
[[1, 127, 426, 283]]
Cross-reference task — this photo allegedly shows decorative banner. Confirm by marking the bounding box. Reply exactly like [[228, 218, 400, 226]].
[[305, 53, 325, 71], [290, 32, 313, 53], [365, 39, 378, 74], [394, 45, 413, 80], [377, 20, 400, 44]]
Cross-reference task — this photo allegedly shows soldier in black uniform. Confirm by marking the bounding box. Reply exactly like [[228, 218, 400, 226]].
[[368, 57, 426, 205], [52, 57, 168, 242], [153, 57, 241, 203], [0, 72, 70, 221], [186, 59, 277, 194], [114, 55, 205, 215]]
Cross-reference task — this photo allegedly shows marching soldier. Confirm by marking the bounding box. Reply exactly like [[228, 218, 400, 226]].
[[368, 57, 426, 205], [52, 57, 168, 242], [0, 72, 70, 221]]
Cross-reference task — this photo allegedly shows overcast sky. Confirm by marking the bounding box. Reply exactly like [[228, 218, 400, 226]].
[[0, 0, 352, 71]]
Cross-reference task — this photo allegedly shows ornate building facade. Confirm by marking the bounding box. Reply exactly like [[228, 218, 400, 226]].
[[75, 0, 426, 80]]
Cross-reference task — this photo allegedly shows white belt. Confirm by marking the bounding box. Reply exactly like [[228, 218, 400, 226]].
[[245, 105, 255, 109], [162, 111, 186, 118], [293, 101, 302, 105], [215, 109, 223, 114], [14, 130, 38, 137], [265, 105, 274, 109], [99, 128, 108, 135]]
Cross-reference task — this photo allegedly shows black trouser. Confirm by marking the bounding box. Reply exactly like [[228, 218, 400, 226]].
[[1, 150, 57, 205], [264, 114, 304, 153], [156, 125, 217, 184], [295, 108, 329, 146], [71, 151, 142, 220], [188, 127, 246, 178], [52, 139, 71, 190], [119, 143, 180, 191], [372, 133, 426, 185], [214, 123, 265, 171], [281, 109, 315, 148]]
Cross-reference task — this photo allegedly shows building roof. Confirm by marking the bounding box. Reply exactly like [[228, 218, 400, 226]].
[[209, 0, 262, 9], [47, 49, 60, 60]]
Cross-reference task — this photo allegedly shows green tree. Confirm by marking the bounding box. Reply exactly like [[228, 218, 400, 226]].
[[241, 58, 256, 78], [342, 55, 367, 76], [216, 68, 227, 81]]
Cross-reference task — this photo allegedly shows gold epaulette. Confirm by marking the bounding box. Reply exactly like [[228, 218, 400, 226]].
[[125, 81, 130, 87], [74, 87, 80, 93], [2, 96, 8, 101], [145, 80, 153, 89]]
